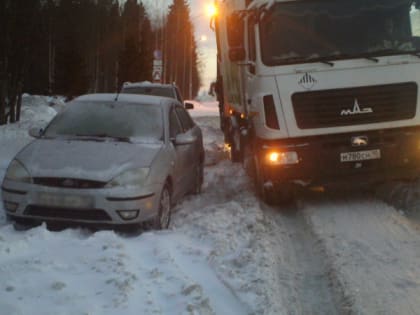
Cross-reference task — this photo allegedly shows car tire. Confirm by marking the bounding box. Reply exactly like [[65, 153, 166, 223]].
[[193, 162, 204, 194], [10, 217, 40, 230], [154, 184, 172, 230]]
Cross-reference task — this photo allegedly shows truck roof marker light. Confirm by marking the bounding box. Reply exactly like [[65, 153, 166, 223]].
[[310, 186, 325, 193], [206, 3, 218, 18]]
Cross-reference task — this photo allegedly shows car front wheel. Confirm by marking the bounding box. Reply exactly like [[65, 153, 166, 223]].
[[193, 162, 204, 194], [154, 184, 171, 230]]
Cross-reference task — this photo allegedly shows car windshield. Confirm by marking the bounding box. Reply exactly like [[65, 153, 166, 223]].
[[43, 101, 163, 142], [122, 86, 175, 99], [260, 0, 420, 65]]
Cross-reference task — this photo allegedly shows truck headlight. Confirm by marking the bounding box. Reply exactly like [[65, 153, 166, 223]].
[[5, 160, 32, 183], [265, 151, 299, 165], [106, 168, 149, 188]]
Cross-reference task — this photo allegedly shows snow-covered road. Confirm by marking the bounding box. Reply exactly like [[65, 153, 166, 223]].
[[1, 96, 420, 315]]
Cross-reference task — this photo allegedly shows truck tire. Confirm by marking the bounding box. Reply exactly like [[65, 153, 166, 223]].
[[254, 157, 294, 206], [231, 128, 243, 162], [254, 157, 277, 205]]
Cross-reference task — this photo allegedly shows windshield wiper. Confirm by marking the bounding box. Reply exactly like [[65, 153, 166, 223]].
[[364, 56, 379, 63], [304, 57, 334, 67], [318, 59, 334, 66], [74, 134, 132, 143]]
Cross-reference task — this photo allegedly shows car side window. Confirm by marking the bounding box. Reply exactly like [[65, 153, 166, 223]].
[[169, 108, 183, 138], [175, 106, 195, 131]]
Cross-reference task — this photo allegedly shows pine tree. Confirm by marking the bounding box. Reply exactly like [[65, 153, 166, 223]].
[[0, 0, 41, 124], [118, 0, 154, 86], [164, 0, 201, 99]]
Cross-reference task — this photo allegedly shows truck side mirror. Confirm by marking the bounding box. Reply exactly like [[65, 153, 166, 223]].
[[227, 12, 245, 62]]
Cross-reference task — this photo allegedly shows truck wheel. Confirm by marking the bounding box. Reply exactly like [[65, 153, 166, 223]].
[[254, 157, 277, 205], [254, 157, 294, 206], [230, 129, 243, 163]]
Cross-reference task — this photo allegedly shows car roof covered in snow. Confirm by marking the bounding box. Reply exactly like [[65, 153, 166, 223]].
[[73, 93, 178, 107], [122, 81, 176, 89]]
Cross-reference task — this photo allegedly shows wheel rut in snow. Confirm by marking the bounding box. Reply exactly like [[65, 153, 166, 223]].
[[267, 205, 343, 315]]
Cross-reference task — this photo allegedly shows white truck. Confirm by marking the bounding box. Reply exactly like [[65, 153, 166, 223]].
[[213, 0, 420, 203]]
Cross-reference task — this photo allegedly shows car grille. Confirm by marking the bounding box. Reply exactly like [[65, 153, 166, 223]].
[[24, 206, 112, 221], [33, 177, 106, 189], [292, 82, 417, 129]]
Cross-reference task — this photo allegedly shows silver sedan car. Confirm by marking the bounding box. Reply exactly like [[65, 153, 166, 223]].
[[1, 94, 204, 229]]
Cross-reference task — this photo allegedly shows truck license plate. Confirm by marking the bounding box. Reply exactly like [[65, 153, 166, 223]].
[[38, 193, 93, 208], [340, 149, 381, 162]]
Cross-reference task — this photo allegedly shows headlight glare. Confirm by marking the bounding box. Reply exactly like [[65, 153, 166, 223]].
[[265, 151, 299, 165], [106, 168, 149, 188], [5, 160, 32, 183]]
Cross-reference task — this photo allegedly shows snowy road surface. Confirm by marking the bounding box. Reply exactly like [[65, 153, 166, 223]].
[[1, 96, 420, 315]]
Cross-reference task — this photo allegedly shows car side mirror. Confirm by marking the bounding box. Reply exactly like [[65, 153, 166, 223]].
[[29, 127, 43, 138], [184, 102, 194, 110], [175, 133, 196, 145]]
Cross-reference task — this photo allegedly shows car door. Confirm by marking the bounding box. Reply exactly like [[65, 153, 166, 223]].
[[169, 105, 192, 201], [175, 106, 202, 191]]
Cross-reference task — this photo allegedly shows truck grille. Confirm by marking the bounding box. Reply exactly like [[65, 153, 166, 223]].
[[292, 82, 417, 129]]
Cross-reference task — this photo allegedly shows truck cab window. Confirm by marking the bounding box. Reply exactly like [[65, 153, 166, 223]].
[[259, 0, 420, 66], [247, 15, 256, 74]]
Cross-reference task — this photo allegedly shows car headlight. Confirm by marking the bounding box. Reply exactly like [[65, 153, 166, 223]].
[[5, 159, 32, 183], [106, 168, 150, 188]]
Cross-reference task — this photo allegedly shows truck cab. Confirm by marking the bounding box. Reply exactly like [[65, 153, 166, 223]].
[[214, 0, 420, 202]]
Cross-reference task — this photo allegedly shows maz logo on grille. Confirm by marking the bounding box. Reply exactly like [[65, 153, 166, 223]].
[[340, 99, 373, 116]]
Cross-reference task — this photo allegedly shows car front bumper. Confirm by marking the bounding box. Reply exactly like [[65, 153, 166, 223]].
[[2, 179, 162, 225]]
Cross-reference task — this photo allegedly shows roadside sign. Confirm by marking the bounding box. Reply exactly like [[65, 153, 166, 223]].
[[152, 59, 163, 83], [153, 69, 162, 82], [153, 50, 162, 60]]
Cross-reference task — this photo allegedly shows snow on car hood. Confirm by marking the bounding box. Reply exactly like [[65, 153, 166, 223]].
[[15, 138, 163, 182]]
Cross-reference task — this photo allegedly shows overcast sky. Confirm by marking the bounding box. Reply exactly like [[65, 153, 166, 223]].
[[143, 0, 217, 92]]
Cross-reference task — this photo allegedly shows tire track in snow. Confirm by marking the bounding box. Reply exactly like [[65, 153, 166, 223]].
[[263, 202, 344, 315], [297, 191, 420, 315]]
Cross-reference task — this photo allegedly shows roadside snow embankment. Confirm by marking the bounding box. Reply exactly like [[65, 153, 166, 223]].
[[0, 95, 59, 223]]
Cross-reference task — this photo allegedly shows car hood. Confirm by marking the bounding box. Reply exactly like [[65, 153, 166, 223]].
[[16, 138, 163, 182]]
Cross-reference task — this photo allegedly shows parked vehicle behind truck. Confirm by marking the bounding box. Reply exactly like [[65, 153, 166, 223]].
[[213, 0, 420, 203]]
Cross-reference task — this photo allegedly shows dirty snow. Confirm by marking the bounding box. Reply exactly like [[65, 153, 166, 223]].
[[1, 95, 420, 315]]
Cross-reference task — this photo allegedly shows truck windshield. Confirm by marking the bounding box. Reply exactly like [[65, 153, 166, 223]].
[[260, 0, 420, 66]]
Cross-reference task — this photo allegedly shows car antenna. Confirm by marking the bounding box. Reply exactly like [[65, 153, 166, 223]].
[[115, 84, 123, 101]]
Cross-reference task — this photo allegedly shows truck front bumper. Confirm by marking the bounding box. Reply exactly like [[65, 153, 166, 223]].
[[257, 126, 420, 187]]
